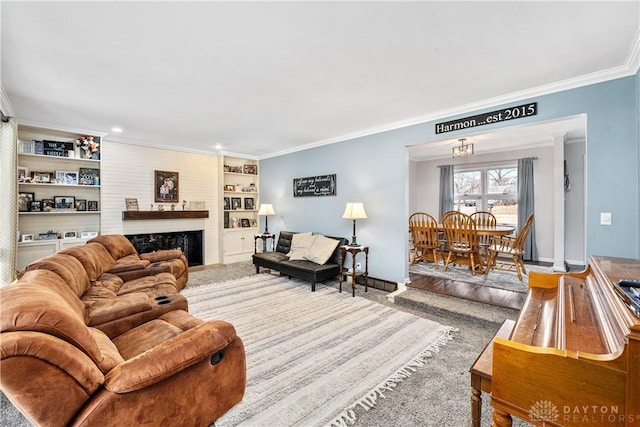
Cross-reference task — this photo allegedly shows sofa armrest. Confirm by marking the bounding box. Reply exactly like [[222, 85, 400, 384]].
[[103, 320, 237, 393], [86, 293, 154, 326], [139, 250, 183, 263]]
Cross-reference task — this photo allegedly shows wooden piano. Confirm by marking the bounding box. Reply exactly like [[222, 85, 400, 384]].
[[491, 256, 640, 427]]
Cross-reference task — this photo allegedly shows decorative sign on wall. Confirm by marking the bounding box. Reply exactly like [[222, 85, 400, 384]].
[[435, 102, 537, 134], [293, 174, 337, 197]]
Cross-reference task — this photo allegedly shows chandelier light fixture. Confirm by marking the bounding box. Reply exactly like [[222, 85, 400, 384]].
[[452, 138, 474, 158]]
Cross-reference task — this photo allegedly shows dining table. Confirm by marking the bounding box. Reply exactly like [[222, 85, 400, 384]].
[[437, 224, 515, 237]]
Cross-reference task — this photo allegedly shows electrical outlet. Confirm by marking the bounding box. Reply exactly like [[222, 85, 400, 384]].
[[356, 262, 362, 271]]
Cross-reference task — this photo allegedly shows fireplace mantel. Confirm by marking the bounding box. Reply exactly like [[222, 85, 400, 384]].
[[122, 210, 209, 220]]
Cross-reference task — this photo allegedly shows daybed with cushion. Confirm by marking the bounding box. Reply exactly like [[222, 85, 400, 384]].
[[252, 231, 348, 291], [0, 269, 246, 426]]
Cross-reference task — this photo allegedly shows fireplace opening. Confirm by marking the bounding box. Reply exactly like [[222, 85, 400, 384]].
[[125, 230, 203, 267]]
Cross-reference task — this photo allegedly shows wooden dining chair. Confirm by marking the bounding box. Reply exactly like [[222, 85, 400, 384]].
[[470, 211, 497, 256], [485, 213, 534, 281], [441, 211, 482, 276], [409, 212, 442, 268]]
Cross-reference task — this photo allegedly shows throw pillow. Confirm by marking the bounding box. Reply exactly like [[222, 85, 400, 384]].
[[287, 232, 316, 260], [304, 235, 340, 265]]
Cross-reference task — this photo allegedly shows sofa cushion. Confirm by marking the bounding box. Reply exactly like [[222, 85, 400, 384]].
[[304, 235, 340, 265], [19, 253, 91, 297], [60, 243, 117, 281], [89, 234, 139, 260], [0, 279, 114, 373], [286, 232, 315, 260]]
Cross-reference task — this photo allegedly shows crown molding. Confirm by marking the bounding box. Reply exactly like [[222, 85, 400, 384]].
[[17, 119, 108, 138], [261, 36, 640, 161], [104, 135, 219, 157], [0, 84, 15, 118]]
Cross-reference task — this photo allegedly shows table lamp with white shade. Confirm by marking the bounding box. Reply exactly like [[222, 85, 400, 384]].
[[342, 202, 367, 246], [257, 203, 276, 234]]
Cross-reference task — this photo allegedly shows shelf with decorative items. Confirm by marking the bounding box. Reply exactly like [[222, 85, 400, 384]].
[[16, 125, 103, 269], [220, 155, 259, 263]]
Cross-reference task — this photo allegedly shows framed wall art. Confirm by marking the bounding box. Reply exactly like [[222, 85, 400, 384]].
[[55, 170, 78, 185], [54, 196, 75, 209], [88, 200, 99, 211], [18, 192, 35, 212], [76, 199, 87, 211], [244, 197, 254, 210], [63, 231, 77, 239], [154, 170, 179, 203]]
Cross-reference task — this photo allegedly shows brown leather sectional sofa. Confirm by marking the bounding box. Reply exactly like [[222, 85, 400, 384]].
[[1, 234, 246, 426]]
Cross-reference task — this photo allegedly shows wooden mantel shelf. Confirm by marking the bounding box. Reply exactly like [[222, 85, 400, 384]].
[[122, 210, 209, 220]]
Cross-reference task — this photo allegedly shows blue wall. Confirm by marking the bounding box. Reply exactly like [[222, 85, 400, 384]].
[[260, 75, 639, 283]]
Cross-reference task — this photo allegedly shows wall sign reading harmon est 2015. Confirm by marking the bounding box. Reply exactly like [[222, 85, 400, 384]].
[[435, 102, 537, 134]]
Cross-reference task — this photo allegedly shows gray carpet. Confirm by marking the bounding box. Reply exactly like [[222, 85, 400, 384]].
[[1, 261, 530, 426]]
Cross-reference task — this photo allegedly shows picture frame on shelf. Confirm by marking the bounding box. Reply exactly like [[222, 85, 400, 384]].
[[78, 168, 100, 185], [232, 217, 241, 228], [246, 183, 256, 192], [231, 197, 242, 210], [224, 197, 231, 210], [19, 140, 34, 154], [250, 218, 258, 227], [29, 200, 42, 212], [76, 199, 87, 211], [17, 166, 28, 182], [80, 231, 98, 239], [63, 231, 77, 239], [154, 170, 179, 203], [224, 184, 236, 192], [32, 171, 52, 183], [189, 201, 205, 210], [244, 197, 254, 210], [241, 218, 251, 228], [18, 192, 35, 212], [87, 200, 99, 211], [54, 196, 75, 209], [243, 164, 257, 175], [42, 199, 55, 212], [21, 234, 34, 242], [55, 170, 78, 185], [39, 232, 58, 240], [125, 198, 139, 211]]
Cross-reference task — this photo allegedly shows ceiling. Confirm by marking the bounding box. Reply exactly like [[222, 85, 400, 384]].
[[2, 2, 638, 159]]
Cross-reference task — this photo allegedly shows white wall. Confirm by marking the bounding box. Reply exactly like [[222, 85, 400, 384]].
[[410, 145, 556, 262], [101, 141, 221, 265]]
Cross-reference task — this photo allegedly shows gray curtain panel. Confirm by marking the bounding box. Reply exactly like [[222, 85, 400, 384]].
[[438, 165, 454, 219], [517, 157, 538, 261]]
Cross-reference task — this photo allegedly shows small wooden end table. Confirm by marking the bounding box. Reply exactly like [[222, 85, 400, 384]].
[[254, 233, 275, 254], [338, 245, 369, 297]]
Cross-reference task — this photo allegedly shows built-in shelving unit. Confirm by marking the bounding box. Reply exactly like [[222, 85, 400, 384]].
[[17, 125, 103, 270], [221, 155, 259, 263]]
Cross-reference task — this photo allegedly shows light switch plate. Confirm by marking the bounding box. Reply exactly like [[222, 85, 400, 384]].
[[600, 212, 612, 225]]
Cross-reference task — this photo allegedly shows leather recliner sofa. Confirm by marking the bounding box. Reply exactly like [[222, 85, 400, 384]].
[[3, 234, 246, 425]]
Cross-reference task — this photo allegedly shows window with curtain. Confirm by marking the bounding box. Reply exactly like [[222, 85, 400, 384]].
[[453, 164, 518, 225]]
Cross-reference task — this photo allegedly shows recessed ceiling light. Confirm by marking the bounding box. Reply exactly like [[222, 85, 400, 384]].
[[112, 127, 123, 133], [214, 144, 222, 150]]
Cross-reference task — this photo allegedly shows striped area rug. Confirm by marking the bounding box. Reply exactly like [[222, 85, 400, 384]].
[[182, 274, 455, 427]]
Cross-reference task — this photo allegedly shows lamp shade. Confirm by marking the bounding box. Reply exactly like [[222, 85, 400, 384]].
[[257, 204, 275, 216], [342, 202, 367, 220]]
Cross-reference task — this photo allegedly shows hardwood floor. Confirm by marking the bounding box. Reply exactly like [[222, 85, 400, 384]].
[[407, 272, 527, 311]]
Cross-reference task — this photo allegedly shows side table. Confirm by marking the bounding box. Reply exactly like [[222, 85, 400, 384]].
[[254, 233, 275, 254], [338, 245, 369, 297]]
